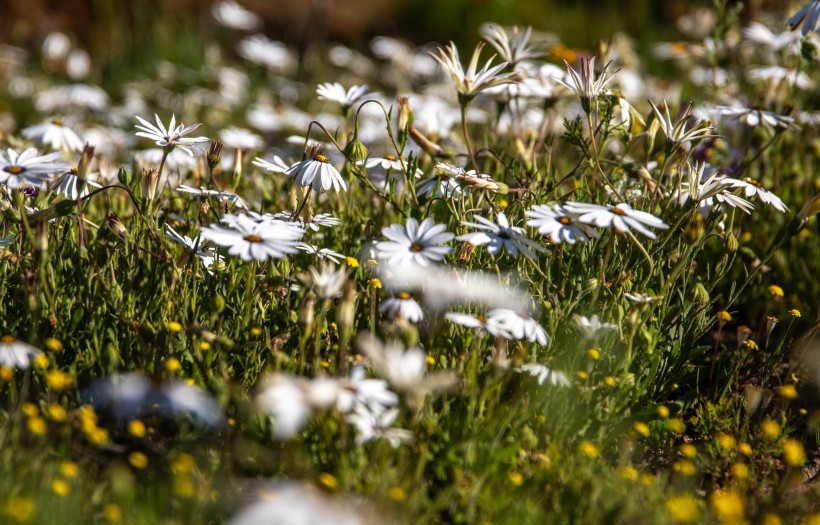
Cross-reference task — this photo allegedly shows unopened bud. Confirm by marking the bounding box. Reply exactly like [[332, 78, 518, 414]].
[[141, 169, 159, 201], [397, 96, 414, 131], [208, 140, 223, 172], [105, 213, 127, 238], [299, 295, 315, 326], [725, 232, 739, 253], [344, 134, 368, 161], [691, 283, 710, 306], [336, 281, 357, 331]]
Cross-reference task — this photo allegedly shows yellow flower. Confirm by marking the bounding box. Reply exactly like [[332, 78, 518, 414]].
[[60, 462, 79, 478], [620, 466, 639, 481], [46, 403, 67, 422], [387, 487, 407, 502], [33, 354, 48, 368], [586, 348, 600, 360], [665, 495, 701, 524], [717, 434, 736, 452], [44, 338, 63, 352], [657, 405, 670, 418], [102, 503, 122, 522], [318, 473, 338, 490], [344, 256, 359, 268], [199, 341, 211, 351], [167, 321, 183, 332], [673, 460, 696, 476], [782, 439, 805, 467], [250, 327, 263, 336], [639, 473, 656, 486], [761, 513, 782, 525], [576, 371, 588, 380], [165, 358, 182, 373], [742, 339, 758, 350], [4, 496, 34, 523], [603, 376, 616, 386], [508, 472, 524, 486], [679, 444, 697, 458], [27, 417, 47, 436], [738, 442, 753, 456], [369, 278, 382, 289], [767, 285, 784, 297], [579, 441, 598, 458], [172, 453, 196, 474], [716, 311, 732, 322], [0, 366, 13, 381], [789, 309, 801, 318], [172, 475, 196, 498], [87, 427, 108, 445], [633, 422, 650, 437], [760, 419, 781, 440], [51, 479, 70, 497], [46, 370, 74, 391], [710, 491, 744, 522], [129, 451, 148, 469], [777, 385, 798, 399], [731, 463, 749, 480], [22, 403, 39, 417], [128, 420, 147, 438]]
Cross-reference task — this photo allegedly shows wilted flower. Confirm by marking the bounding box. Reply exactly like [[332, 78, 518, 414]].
[[429, 41, 518, 102]]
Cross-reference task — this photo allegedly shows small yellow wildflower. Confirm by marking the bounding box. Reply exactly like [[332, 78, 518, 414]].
[[318, 473, 338, 490], [22, 403, 39, 417], [4, 496, 34, 523], [164, 358, 182, 373], [0, 367, 13, 381], [199, 341, 211, 351], [426, 355, 435, 365], [639, 473, 656, 486], [633, 422, 650, 437], [716, 311, 732, 322], [717, 434, 736, 452], [387, 487, 407, 502], [102, 503, 122, 522], [344, 256, 359, 268], [250, 327, 263, 337], [777, 385, 798, 399], [366, 259, 377, 265], [60, 462, 79, 478], [499, 198, 509, 208], [657, 405, 670, 418], [586, 348, 600, 360], [767, 285, 784, 297], [51, 479, 70, 497], [46, 403, 67, 422], [665, 495, 701, 524], [679, 444, 697, 458], [44, 338, 63, 352], [782, 439, 806, 467], [731, 463, 749, 480], [579, 441, 598, 458], [172, 475, 196, 498], [87, 427, 108, 445], [760, 419, 781, 440], [673, 460, 696, 476], [128, 420, 146, 438], [603, 376, 616, 386], [172, 453, 196, 474], [738, 442, 753, 456], [33, 354, 48, 368], [128, 451, 148, 469], [761, 513, 782, 525], [742, 339, 759, 350], [576, 371, 588, 380], [46, 370, 74, 391], [369, 278, 382, 289], [710, 491, 744, 522], [789, 308, 801, 318], [167, 321, 183, 332], [27, 417, 46, 436], [621, 466, 639, 481], [667, 418, 686, 434], [508, 472, 524, 486]]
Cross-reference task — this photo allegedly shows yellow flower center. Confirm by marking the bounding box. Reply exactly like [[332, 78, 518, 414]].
[[558, 216, 573, 225], [611, 206, 627, 216], [52, 118, 64, 126], [398, 291, 411, 300], [409, 242, 424, 252], [385, 155, 397, 161], [6, 166, 23, 175], [1, 335, 16, 344], [244, 234, 263, 243], [744, 178, 763, 188], [313, 154, 329, 163]]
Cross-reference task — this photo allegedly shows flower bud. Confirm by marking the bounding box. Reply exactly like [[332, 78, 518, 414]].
[[344, 134, 368, 161], [691, 283, 710, 306]]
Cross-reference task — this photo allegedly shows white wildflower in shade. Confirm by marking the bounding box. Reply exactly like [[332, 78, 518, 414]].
[[297, 243, 345, 264], [624, 292, 657, 305], [211, 0, 263, 31], [255, 374, 313, 440], [22, 118, 84, 152], [724, 178, 789, 212], [303, 262, 348, 299], [200, 214, 304, 262], [219, 126, 264, 150], [0, 147, 70, 189], [134, 114, 209, 157], [516, 363, 571, 386], [286, 147, 346, 192], [177, 185, 247, 209], [788, 0, 820, 36], [346, 404, 413, 447], [563, 202, 669, 240], [356, 335, 428, 392], [480, 23, 543, 68], [713, 105, 795, 130], [271, 211, 341, 232], [252, 155, 290, 173], [555, 56, 617, 110], [742, 22, 802, 52], [429, 41, 518, 101], [445, 311, 508, 338], [376, 217, 454, 267], [457, 212, 544, 259], [35, 84, 109, 113], [748, 66, 814, 90], [0, 336, 42, 369], [380, 292, 424, 323], [227, 483, 375, 525], [344, 365, 400, 411], [649, 100, 715, 148], [164, 224, 221, 270], [316, 82, 370, 110], [674, 163, 754, 216], [485, 309, 549, 345], [82, 372, 225, 429], [237, 34, 295, 71], [525, 204, 599, 245], [574, 314, 618, 339], [50, 169, 102, 200], [416, 174, 464, 200]]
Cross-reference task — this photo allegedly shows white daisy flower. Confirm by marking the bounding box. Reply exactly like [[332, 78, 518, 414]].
[[237, 35, 295, 72], [713, 105, 795, 130], [0, 147, 70, 189], [788, 0, 820, 36], [380, 292, 424, 323], [164, 224, 221, 270], [177, 185, 247, 209], [429, 41, 518, 101], [556, 56, 616, 109], [574, 314, 618, 339], [286, 147, 346, 192], [480, 23, 543, 67], [624, 292, 657, 304], [346, 404, 413, 447], [485, 309, 549, 345], [219, 126, 264, 150], [200, 214, 304, 262], [376, 217, 453, 267], [563, 202, 669, 240], [358, 155, 423, 177], [50, 169, 102, 200], [748, 66, 814, 90], [674, 163, 754, 216], [445, 311, 509, 338], [357, 335, 428, 392], [211, 0, 263, 31], [742, 22, 802, 52], [134, 113, 210, 157], [525, 204, 598, 244], [457, 212, 544, 259], [271, 211, 341, 231], [297, 243, 345, 264], [649, 100, 715, 149], [255, 374, 313, 440], [316, 82, 369, 109], [0, 336, 42, 370], [35, 83, 109, 113], [303, 262, 348, 299], [341, 365, 399, 413], [416, 175, 464, 200], [22, 118, 85, 152], [724, 178, 788, 212], [252, 155, 290, 173], [516, 363, 570, 386]]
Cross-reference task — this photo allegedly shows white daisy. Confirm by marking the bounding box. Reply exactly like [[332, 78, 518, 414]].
[[445, 311, 509, 338], [430, 41, 518, 101], [297, 243, 345, 264], [556, 56, 616, 110], [237, 35, 295, 72], [649, 100, 715, 149], [35, 83, 109, 113], [574, 314, 618, 339], [516, 363, 570, 386], [0, 147, 70, 189], [563, 202, 669, 240], [748, 66, 814, 90], [724, 178, 788, 212], [485, 309, 549, 345], [0, 336, 42, 369], [303, 262, 348, 299], [316, 82, 369, 109], [525, 204, 598, 244], [346, 404, 413, 447], [219, 126, 264, 150], [255, 374, 313, 440], [271, 211, 341, 231], [457, 212, 544, 259], [376, 217, 453, 267], [380, 292, 424, 323], [176, 185, 247, 209], [713, 105, 795, 130], [674, 163, 754, 216], [50, 169, 102, 200], [357, 335, 428, 392], [164, 224, 221, 270], [286, 148, 346, 192], [211, 0, 263, 31], [416, 175, 464, 200], [134, 113, 209, 157], [480, 23, 543, 68], [200, 214, 304, 262], [252, 155, 290, 173], [22, 118, 85, 152]]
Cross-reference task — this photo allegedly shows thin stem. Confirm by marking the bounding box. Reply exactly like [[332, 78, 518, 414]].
[[586, 111, 624, 203], [460, 103, 480, 174]]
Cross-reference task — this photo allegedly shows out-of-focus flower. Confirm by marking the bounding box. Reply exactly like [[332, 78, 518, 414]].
[[211, 0, 263, 31], [574, 314, 618, 339], [788, 0, 820, 36], [22, 118, 84, 152], [0, 336, 42, 370], [316, 82, 370, 110]]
